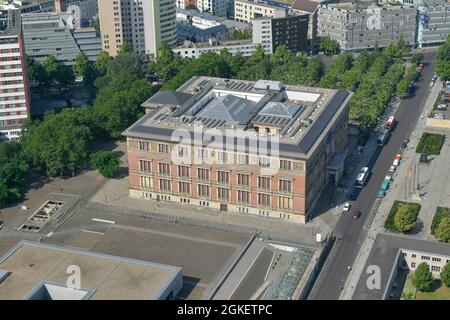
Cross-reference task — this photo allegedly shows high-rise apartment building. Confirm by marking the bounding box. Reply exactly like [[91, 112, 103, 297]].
[[98, 0, 177, 59], [234, 0, 290, 23], [0, 10, 30, 141]]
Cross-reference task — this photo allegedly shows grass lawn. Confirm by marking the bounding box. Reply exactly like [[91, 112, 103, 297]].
[[401, 274, 417, 300], [416, 133, 445, 155], [385, 201, 421, 232], [415, 280, 450, 300], [431, 207, 450, 236]]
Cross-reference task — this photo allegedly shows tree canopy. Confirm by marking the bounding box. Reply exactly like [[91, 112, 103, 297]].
[[436, 34, 450, 79], [434, 216, 450, 243], [90, 151, 120, 177], [319, 36, 340, 56], [411, 262, 434, 292], [394, 202, 417, 232], [441, 262, 450, 287]]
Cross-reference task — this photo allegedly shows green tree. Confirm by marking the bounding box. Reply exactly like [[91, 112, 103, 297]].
[[394, 203, 417, 232], [397, 79, 409, 97], [90, 151, 119, 177], [0, 142, 28, 207], [73, 52, 97, 85], [434, 216, 450, 242], [411, 262, 434, 292], [21, 109, 93, 176], [319, 36, 340, 56], [26, 56, 49, 87], [95, 51, 112, 76], [55, 65, 75, 87], [231, 29, 251, 40], [435, 34, 450, 79], [93, 74, 154, 138], [108, 50, 144, 78], [411, 52, 425, 65], [42, 55, 60, 82], [148, 43, 183, 82], [441, 262, 450, 287]]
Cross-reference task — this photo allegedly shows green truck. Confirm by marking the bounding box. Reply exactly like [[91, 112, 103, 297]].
[[377, 176, 391, 198]]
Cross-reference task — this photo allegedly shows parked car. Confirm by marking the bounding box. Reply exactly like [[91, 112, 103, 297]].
[[437, 104, 447, 110], [430, 81, 435, 87], [0, 221, 3, 230], [353, 211, 361, 220], [389, 165, 396, 173], [434, 113, 445, 119], [343, 202, 351, 212]]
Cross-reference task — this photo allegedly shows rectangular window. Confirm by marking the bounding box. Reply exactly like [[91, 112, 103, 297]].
[[178, 165, 190, 177], [158, 162, 171, 175], [139, 141, 150, 151], [237, 173, 250, 187], [432, 257, 441, 262], [139, 160, 151, 172], [237, 190, 250, 203], [431, 266, 441, 272], [237, 154, 249, 165], [197, 168, 209, 181], [140, 176, 151, 188], [158, 143, 169, 153], [259, 157, 270, 167], [280, 159, 292, 170], [258, 176, 271, 190], [217, 187, 230, 201], [411, 262, 416, 268], [421, 256, 430, 261], [258, 193, 271, 207], [278, 196, 292, 209], [196, 148, 209, 160], [198, 184, 210, 197], [217, 151, 230, 164], [159, 179, 171, 191], [178, 145, 189, 157], [178, 181, 191, 194], [279, 179, 292, 192], [217, 170, 230, 184]]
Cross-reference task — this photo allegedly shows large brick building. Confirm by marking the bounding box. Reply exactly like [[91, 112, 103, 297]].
[[123, 77, 351, 223]]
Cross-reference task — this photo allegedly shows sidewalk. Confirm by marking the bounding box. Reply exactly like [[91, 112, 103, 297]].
[[340, 79, 443, 300]]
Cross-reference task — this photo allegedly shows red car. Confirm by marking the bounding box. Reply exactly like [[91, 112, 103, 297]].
[[395, 154, 402, 161], [353, 211, 361, 220]]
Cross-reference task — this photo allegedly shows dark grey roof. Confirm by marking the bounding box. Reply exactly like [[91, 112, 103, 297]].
[[142, 91, 193, 108], [353, 233, 450, 300], [124, 90, 349, 158], [259, 102, 301, 118]]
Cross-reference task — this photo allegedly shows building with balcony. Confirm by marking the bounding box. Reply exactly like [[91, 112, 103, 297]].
[[122, 77, 351, 223]]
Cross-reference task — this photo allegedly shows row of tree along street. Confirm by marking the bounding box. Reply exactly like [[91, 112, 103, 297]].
[[1, 36, 449, 210]]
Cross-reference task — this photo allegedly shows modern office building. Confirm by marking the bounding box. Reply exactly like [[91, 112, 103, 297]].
[[98, 0, 177, 59], [416, 0, 450, 47], [252, 9, 309, 54], [123, 76, 351, 223], [173, 38, 271, 57], [0, 0, 55, 13], [0, 9, 30, 141], [234, 0, 291, 23], [22, 12, 101, 65], [0, 241, 183, 300], [317, 2, 417, 50], [291, 0, 320, 47]]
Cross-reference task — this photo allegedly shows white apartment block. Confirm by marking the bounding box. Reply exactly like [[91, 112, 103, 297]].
[[98, 0, 177, 59], [317, 3, 417, 50], [0, 10, 30, 141], [234, 0, 290, 23]]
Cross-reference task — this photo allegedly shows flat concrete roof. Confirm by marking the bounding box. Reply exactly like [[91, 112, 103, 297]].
[[353, 233, 450, 300], [0, 241, 182, 300]]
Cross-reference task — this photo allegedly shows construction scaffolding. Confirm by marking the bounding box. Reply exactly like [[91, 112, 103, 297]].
[[265, 247, 315, 300]]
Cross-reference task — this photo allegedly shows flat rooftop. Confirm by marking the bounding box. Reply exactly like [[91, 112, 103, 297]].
[[353, 233, 450, 300], [0, 241, 182, 300], [123, 76, 350, 158]]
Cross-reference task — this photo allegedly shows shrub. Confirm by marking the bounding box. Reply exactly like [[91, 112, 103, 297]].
[[385, 201, 420, 232], [416, 133, 445, 155], [90, 151, 120, 178], [441, 262, 450, 287]]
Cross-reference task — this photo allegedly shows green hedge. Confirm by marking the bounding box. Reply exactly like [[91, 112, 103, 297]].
[[431, 207, 450, 235], [416, 133, 445, 155], [385, 200, 421, 231]]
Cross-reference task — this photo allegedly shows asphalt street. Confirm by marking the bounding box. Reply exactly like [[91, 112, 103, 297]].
[[311, 51, 438, 300]]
